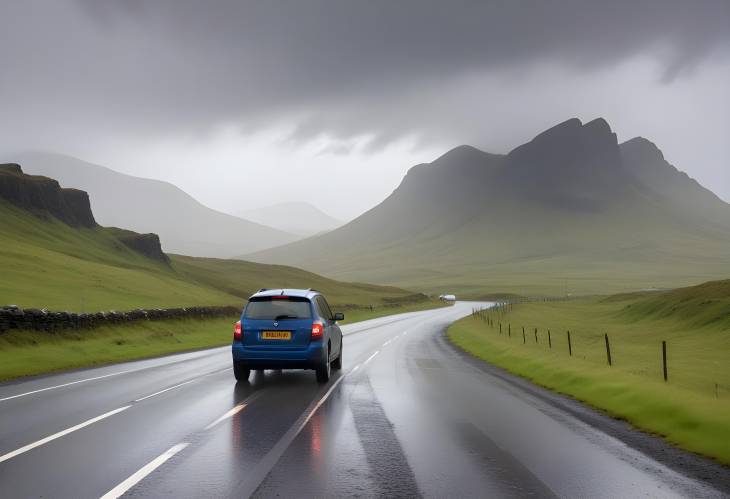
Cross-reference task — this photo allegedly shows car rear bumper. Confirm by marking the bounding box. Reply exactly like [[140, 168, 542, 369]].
[[231, 341, 326, 370]]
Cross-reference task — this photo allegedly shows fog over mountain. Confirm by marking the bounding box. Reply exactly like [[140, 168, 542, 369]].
[[249, 118, 730, 295], [239, 203, 341, 237], [17, 152, 298, 258], [1, 1, 729, 217]]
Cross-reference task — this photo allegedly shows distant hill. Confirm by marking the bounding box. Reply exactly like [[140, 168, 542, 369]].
[[0, 164, 424, 311], [14, 152, 298, 258], [248, 118, 730, 295], [238, 202, 341, 237], [613, 279, 730, 329]]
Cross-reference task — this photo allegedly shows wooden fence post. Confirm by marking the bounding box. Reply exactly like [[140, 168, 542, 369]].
[[548, 329, 552, 348], [534, 327, 538, 343], [522, 327, 526, 344], [567, 331, 572, 356], [662, 341, 668, 382], [508, 324, 511, 337], [604, 333, 612, 366]]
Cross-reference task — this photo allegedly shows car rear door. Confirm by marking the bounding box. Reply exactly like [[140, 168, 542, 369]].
[[242, 296, 313, 351]]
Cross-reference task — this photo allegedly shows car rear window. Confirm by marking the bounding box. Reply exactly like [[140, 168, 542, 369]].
[[244, 297, 312, 320]]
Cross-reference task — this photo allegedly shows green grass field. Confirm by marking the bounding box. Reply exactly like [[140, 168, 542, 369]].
[[0, 316, 237, 380], [448, 282, 730, 465]]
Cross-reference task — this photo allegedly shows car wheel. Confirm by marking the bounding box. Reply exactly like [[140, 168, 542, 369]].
[[316, 348, 331, 383], [233, 362, 250, 382], [332, 342, 342, 370]]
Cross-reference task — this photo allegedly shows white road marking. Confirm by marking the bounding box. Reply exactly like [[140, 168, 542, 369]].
[[363, 350, 380, 365], [0, 405, 131, 464], [294, 375, 347, 435], [238, 350, 384, 496], [204, 403, 247, 430], [100, 442, 189, 499], [134, 367, 231, 402], [134, 379, 197, 402], [0, 370, 137, 403]]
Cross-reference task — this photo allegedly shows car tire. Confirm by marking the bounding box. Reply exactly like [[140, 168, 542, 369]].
[[316, 348, 331, 383], [233, 362, 250, 382], [332, 342, 342, 370]]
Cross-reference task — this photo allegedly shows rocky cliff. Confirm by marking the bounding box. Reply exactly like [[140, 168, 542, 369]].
[[104, 227, 170, 264], [1, 163, 170, 264], [0, 163, 96, 227]]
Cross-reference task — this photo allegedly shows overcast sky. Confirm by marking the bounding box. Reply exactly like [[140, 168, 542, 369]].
[[1, 0, 729, 220]]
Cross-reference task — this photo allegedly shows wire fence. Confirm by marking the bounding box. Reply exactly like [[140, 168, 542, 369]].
[[470, 303, 729, 400]]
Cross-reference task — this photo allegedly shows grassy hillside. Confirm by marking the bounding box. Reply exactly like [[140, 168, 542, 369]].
[[0, 198, 430, 312], [614, 280, 730, 329], [171, 254, 429, 308], [449, 281, 730, 464], [0, 199, 234, 310]]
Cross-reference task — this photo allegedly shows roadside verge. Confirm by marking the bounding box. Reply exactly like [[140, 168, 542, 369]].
[[447, 314, 730, 468]]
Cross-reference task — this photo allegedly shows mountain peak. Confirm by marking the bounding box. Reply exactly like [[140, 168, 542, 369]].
[[583, 117, 612, 135], [509, 117, 617, 157], [502, 117, 624, 210], [433, 145, 488, 163], [621, 136, 665, 161]]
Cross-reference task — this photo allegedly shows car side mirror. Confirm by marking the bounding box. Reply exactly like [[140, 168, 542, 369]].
[[333, 312, 344, 321]]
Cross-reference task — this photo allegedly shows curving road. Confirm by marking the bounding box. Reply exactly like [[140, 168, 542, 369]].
[[0, 302, 726, 498]]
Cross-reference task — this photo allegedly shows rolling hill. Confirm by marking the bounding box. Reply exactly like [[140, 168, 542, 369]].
[[239, 201, 342, 237], [14, 152, 298, 258], [248, 118, 730, 295], [0, 164, 427, 311]]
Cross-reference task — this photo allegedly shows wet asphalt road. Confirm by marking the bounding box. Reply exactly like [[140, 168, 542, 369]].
[[0, 302, 726, 498]]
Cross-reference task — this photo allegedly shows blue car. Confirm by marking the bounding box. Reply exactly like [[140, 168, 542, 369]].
[[232, 288, 344, 383]]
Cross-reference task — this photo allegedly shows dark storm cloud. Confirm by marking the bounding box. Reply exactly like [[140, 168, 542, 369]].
[[1, 0, 729, 145]]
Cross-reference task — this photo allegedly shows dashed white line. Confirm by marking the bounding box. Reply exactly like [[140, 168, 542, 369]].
[[100, 442, 189, 499], [294, 375, 347, 435], [0, 370, 137, 403], [0, 405, 131, 464], [204, 403, 247, 431], [134, 379, 198, 402], [134, 367, 231, 402], [363, 350, 380, 365]]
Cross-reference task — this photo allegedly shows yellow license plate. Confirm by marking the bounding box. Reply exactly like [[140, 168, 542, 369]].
[[262, 331, 292, 340]]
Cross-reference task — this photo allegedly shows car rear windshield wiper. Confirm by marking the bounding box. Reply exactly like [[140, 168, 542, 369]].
[[274, 314, 298, 320]]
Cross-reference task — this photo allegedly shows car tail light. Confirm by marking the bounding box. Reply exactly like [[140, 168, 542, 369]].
[[234, 320, 242, 341], [311, 321, 324, 340]]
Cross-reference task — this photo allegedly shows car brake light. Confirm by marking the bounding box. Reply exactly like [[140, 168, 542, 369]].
[[234, 321, 242, 341], [311, 321, 323, 340]]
